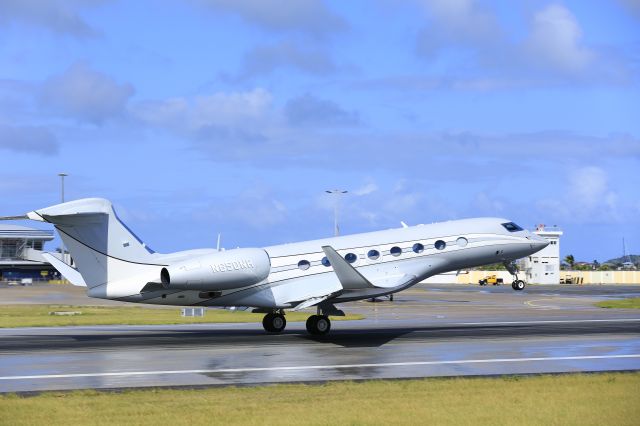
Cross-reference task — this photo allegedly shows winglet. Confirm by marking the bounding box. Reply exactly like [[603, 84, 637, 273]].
[[321, 245, 375, 289], [400, 221, 409, 228]]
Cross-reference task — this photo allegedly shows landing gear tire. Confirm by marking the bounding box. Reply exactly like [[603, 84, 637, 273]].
[[306, 315, 331, 335], [512, 280, 526, 291], [262, 313, 286, 333]]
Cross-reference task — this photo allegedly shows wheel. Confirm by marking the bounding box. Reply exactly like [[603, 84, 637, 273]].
[[513, 280, 525, 291], [263, 313, 286, 333], [389, 294, 394, 301], [306, 315, 331, 335], [305, 315, 318, 334], [511, 282, 517, 290]]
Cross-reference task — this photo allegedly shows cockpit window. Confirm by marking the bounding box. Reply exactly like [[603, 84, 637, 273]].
[[501, 222, 524, 232]]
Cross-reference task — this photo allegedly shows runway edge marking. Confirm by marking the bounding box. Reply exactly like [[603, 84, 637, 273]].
[[1, 354, 639, 381]]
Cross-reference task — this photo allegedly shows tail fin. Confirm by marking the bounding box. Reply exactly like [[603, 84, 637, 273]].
[[27, 198, 161, 289]]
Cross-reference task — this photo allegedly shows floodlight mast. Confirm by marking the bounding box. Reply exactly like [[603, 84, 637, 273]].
[[57, 173, 68, 264], [325, 189, 348, 237], [58, 173, 67, 203]]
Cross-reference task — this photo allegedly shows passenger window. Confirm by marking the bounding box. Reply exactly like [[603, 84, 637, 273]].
[[345, 253, 357, 263], [435, 240, 446, 250], [321, 257, 331, 267], [298, 260, 310, 270], [456, 237, 468, 247], [367, 249, 380, 260], [390, 246, 402, 256], [412, 243, 424, 253]]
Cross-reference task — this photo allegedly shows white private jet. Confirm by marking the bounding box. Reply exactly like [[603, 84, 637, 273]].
[[2, 198, 548, 335]]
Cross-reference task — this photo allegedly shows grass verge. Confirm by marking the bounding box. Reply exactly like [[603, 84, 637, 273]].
[[1, 373, 639, 425], [595, 297, 640, 309], [0, 305, 363, 328]]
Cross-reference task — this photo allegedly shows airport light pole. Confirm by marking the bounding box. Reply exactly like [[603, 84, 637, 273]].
[[325, 189, 347, 237], [58, 173, 68, 264], [58, 173, 67, 203]]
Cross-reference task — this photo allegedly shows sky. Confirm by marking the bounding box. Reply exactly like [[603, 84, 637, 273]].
[[1, 0, 639, 262]]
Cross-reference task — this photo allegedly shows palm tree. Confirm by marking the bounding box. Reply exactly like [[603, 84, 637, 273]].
[[564, 254, 575, 270]]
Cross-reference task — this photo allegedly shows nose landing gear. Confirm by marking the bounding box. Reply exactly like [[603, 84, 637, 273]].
[[512, 279, 526, 291], [503, 261, 526, 291]]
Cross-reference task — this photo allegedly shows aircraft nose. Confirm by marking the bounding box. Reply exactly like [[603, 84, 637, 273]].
[[530, 234, 549, 249]]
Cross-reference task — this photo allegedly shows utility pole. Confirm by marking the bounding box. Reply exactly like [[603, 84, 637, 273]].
[[325, 189, 347, 236], [58, 173, 68, 264]]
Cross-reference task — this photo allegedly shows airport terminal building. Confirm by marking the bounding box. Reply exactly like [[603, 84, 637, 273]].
[[0, 224, 59, 282]]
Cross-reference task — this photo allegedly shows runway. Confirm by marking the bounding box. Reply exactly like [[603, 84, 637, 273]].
[[1, 284, 639, 393]]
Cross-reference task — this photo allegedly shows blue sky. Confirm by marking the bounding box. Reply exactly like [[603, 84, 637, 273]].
[[1, 0, 639, 262]]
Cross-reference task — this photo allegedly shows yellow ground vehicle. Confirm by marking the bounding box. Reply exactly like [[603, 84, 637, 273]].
[[478, 275, 504, 286]]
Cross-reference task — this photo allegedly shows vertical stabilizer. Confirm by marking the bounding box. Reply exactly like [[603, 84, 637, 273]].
[[27, 198, 162, 290]]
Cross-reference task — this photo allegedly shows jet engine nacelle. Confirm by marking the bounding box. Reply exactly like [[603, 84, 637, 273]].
[[160, 248, 270, 291]]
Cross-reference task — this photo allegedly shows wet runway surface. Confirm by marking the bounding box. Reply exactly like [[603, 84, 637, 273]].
[[1, 284, 639, 392]]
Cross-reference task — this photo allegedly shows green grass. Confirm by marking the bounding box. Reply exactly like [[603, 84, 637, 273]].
[[0, 305, 362, 328], [1, 373, 638, 425], [596, 297, 640, 309]]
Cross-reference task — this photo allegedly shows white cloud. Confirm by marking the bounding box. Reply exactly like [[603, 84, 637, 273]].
[[417, 0, 499, 56], [0, 0, 105, 37], [194, 0, 345, 37], [0, 124, 58, 156], [473, 192, 504, 215], [284, 93, 359, 127], [353, 182, 379, 196], [39, 63, 134, 124], [524, 4, 594, 74], [569, 166, 609, 207], [133, 88, 273, 133], [231, 42, 335, 80], [410, 2, 627, 88], [539, 166, 621, 224]]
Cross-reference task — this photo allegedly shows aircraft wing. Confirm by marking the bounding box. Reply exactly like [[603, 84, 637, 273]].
[[321, 245, 425, 290], [321, 245, 376, 289]]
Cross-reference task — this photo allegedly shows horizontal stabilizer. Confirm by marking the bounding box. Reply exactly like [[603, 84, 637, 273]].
[[0, 215, 29, 220], [322, 245, 375, 290], [41, 252, 86, 287]]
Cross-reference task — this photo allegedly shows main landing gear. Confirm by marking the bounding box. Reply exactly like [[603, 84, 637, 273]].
[[262, 311, 286, 333], [306, 315, 331, 335], [260, 306, 335, 335]]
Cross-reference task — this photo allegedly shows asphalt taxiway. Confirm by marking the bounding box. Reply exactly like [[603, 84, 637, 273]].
[[1, 284, 639, 392]]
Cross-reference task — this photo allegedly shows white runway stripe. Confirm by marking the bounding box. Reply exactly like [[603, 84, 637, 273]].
[[1, 354, 639, 381]]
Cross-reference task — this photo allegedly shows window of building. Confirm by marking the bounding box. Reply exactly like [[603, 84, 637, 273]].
[[412, 243, 424, 253], [345, 253, 357, 263], [298, 260, 310, 270], [367, 249, 380, 260], [390, 246, 402, 256], [435, 240, 446, 250], [501, 222, 524, 232], [321, 257, 331, 267]]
